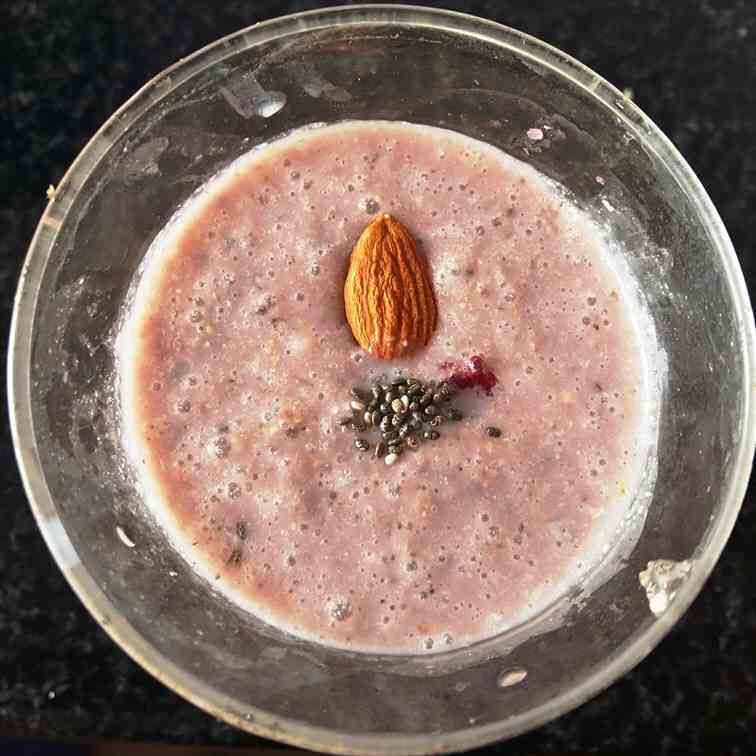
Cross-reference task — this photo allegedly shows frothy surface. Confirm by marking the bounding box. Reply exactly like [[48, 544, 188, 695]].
[[119, 121, 654, 653]]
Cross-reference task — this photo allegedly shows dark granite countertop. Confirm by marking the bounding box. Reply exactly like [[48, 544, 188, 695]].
[[2, 1, 755, 753]]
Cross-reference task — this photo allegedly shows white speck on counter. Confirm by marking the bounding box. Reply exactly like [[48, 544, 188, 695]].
[[497, 667, 528, 688], [116, 526, 136, 548]]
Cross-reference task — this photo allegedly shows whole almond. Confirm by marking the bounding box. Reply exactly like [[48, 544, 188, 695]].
[[344, 214, 436, 360]]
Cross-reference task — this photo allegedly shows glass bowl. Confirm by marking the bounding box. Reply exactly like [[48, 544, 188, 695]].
[[8, 5, 755, 754]]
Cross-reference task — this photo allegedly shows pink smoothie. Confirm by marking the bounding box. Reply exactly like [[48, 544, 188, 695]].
[[119, 121, 655, 654]]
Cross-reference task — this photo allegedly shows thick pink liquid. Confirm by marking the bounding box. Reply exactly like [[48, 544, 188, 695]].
[[120, 122, 652, 653]]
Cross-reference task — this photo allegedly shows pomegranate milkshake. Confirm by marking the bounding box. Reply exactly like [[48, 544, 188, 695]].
[[119, 121, 657, 654]]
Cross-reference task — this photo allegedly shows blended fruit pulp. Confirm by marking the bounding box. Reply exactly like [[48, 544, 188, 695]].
[[119, 121, 655, 654]]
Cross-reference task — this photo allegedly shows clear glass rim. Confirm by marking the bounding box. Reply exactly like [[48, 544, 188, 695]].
[[8, 5, 755, 754]]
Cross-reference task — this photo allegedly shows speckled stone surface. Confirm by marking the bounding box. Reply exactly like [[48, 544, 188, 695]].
[[1, 1, 754, 753]]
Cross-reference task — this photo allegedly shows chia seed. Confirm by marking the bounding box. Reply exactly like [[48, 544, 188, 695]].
[[212, 436, 231, 458], [355, 438, 370, 452], [486, 426, 502, 438], [227, 548, 243, 567]]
